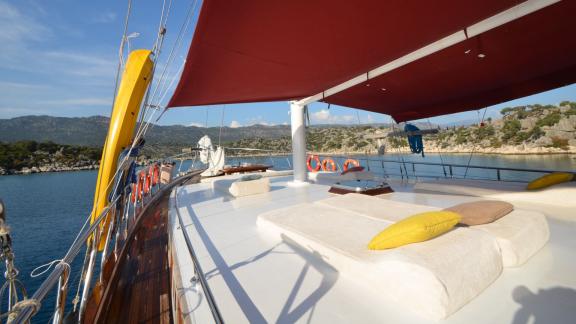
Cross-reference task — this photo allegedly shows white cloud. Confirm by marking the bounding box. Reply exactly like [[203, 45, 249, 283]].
[[0, 1, 50, 43], [230, 120, 241, 128], [310, 109, 355, 124], [92, 12, 117, 24], [365, 114, 375, 123], [188, 122, 204, 128], [0, 81, 49, 90], [245, 116, 276, 126], [39, 98, 111, 106]]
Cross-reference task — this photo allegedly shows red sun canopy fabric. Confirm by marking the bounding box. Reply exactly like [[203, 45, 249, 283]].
[[168, 0, 576, 122]]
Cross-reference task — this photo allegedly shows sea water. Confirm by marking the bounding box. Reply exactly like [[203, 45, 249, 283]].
[[0, 154, 574, 322]]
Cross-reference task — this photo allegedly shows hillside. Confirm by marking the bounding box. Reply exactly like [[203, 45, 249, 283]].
[[0, 115, 290, 148], [226, 102, 576, 155], [1, 102, 575, 164], [0, 141, 100, 174]]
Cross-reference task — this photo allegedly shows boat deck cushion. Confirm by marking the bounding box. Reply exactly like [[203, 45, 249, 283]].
[[445, 200, 514, 225], [472, 209, 550, 267], [414, 179, 576, 208], [316, 194, 549, 267], [212, 177, 270, 197], [257, 204, 502, 320]]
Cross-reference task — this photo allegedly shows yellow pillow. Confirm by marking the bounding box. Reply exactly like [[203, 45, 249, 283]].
[[368, 211, 461, 250], [526, 172, 574, 190]]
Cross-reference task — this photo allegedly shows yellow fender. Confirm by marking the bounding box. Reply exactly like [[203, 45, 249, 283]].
[[91, 50, 153, 250]]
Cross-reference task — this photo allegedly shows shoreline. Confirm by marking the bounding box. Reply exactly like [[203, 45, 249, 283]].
[[0, 165, 99, 176], [2, 150, 574, 176]]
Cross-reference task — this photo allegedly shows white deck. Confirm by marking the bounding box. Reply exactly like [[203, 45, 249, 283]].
[[169, 174, 576, 323]]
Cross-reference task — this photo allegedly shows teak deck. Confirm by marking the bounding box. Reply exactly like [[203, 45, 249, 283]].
[[93, 192, 172, 323]]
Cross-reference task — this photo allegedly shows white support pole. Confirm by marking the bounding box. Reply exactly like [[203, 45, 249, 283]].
[[290, 101, 308, 184]]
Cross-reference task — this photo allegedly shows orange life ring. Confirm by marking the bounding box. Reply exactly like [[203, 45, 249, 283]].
[[152, 163, 160, 186], [137, 171, 145, 201], [321, 158, 337, 172], [342, 159, 360, 171], [306, 155, 321, 172], [144, 169, 152, 195], [130, 183, 137, 203]]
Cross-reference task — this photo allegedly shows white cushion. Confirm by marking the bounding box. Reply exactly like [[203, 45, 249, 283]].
[[257, 204, 502, 320], [316, 193, 437, 222], [212, 177, 270, 197], [414, 179, 576, 208], [473, 209, 549, 267], [316, 193, 549, 267]]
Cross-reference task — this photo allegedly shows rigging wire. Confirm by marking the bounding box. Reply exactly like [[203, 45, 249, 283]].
[[389, 118, 409, 180], [28, 0, 201, 319], [218, 105, 226, 147], [463, 107, 489, 178], [135, 0, 200, 141], [152, 0, 173, 55], [148, 0, 199, 108], [428, 117, 448, 178]]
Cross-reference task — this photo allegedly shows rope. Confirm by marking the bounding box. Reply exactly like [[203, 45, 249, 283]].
[[30, 260, 72, 289], [16, 0, 197, 319], [2, 298, 41, 321], [463, 108, 489, 178]]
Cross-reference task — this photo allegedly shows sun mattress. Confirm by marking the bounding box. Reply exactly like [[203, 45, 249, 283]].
[[317, 193, 549, 267], [257, 203, 502, 320], [414, 179, 576, 208]]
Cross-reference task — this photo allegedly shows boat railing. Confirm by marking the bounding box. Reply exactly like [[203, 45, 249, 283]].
[[310, 154, 571, 182], [173, 147, 292, 174], [10, 162, 171, 323], [173, 187, 224, 324]]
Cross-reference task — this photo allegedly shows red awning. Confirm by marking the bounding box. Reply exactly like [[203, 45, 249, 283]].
[[168, 0, 576, 122]]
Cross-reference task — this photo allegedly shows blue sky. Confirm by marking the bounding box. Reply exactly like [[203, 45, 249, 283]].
[[1, 0, 575, 128]]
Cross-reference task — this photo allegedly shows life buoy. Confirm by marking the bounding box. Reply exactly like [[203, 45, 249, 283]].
[[306, 155, 321, 172], [321, 158, 337, 172], [144, 169, 152, 195], [152, 163, 160, 186], [137, 171, 145, 201], [130, 183, 137, 203], [342, 159, 360, 172]]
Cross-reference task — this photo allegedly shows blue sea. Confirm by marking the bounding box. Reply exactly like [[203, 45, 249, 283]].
[[0, 153, 574, 322]]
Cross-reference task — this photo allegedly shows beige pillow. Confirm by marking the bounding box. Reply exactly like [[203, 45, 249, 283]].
[[445, 200, 513, 226]]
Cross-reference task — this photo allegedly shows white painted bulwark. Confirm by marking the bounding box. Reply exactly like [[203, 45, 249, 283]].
[[290, 101, 308, 184]]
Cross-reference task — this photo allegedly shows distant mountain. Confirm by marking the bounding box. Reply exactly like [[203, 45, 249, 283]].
[[0, 115, 291, 148]]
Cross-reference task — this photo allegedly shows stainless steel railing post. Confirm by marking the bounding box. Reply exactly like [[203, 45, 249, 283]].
[[77, 226, 101, 323], [52, 265, 70, 324]]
